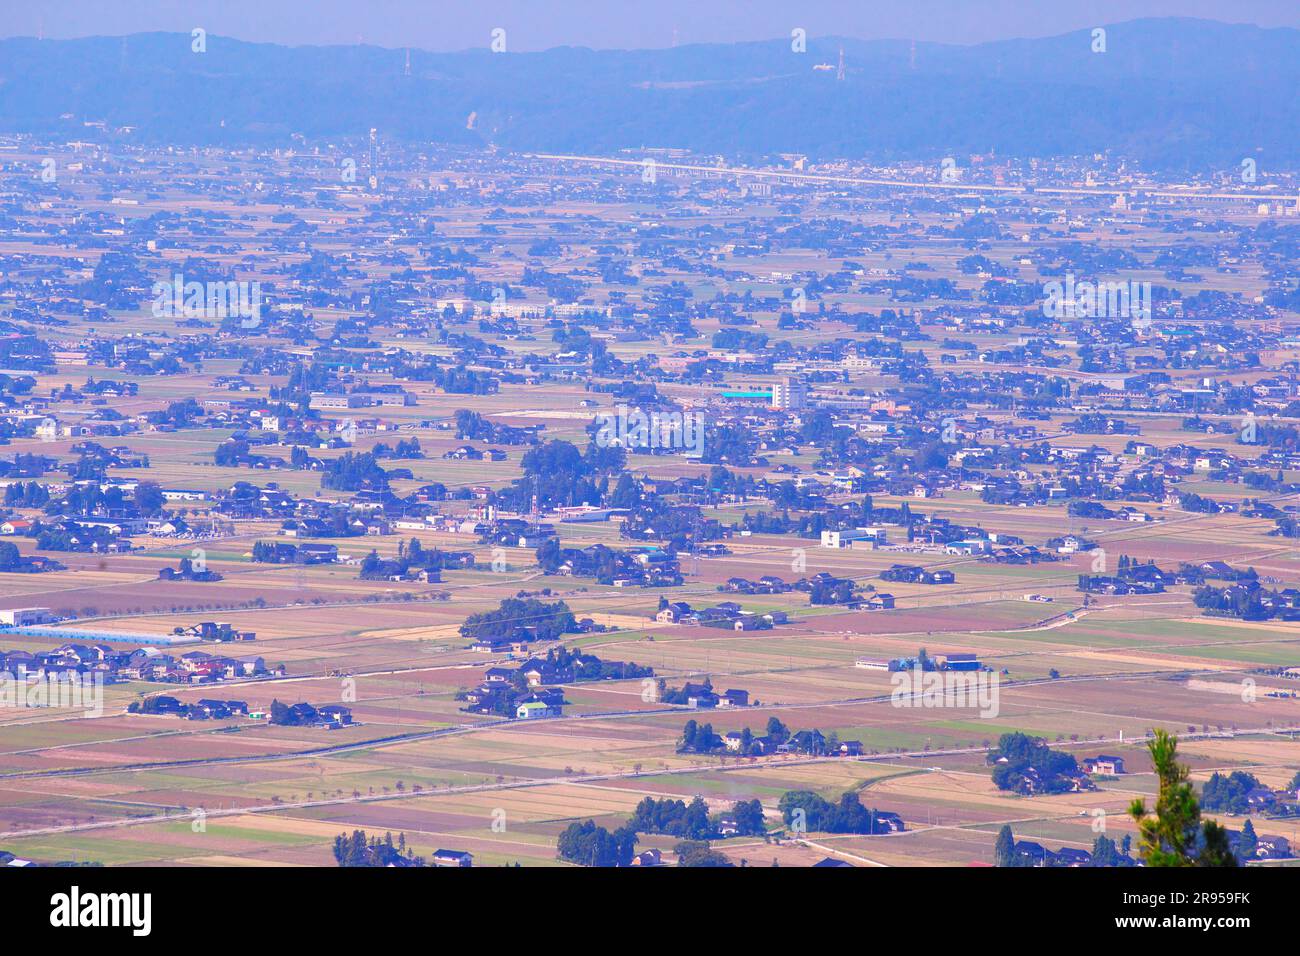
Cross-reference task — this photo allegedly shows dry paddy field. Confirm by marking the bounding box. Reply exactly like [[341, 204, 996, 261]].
[[4, 507, 1300, 865]]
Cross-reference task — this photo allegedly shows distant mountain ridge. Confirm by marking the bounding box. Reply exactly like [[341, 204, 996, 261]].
[[1, 18, 1297, 169]]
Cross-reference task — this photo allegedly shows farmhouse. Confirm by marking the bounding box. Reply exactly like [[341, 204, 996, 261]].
[[939, 653, 982, 672], [431, 849, 473, 867], [0, 607, 55, 626], [516, 699, 561, 719], [656, 601, 694, 623], [820, 527, 886, 548], [317, 704, 353, 726], [1082, 755, 1126, 775]]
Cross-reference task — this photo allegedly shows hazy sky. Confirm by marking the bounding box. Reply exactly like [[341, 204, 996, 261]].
[[7, 0, 1300, 50]]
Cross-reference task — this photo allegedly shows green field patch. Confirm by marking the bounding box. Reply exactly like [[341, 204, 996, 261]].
[[157, 819, 319, 845], [1, 834, 200, 866], [1160, 642, 1300, 666], [926, 719, 1056, 738]]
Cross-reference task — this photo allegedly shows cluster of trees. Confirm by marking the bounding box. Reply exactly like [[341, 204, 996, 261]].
[[147, 397, 204, 428], [251, 541, 324, 563], [558, 800, 761, 866], [676, 717, 837, 764], [630, 796, 765, 840], [360, 539, 468, 581], [620, 501, 724, 545], [453, 408, 495, 440], [777, 790, 895, 834], [493, 440, 614, 512], [543, 645, 653, 683], [432, 364, 497, 395], [251, 541, 286, 563], [1179, 491, 1224, 514], [988, 733, 1083, 795], [1200, 771, 1263, 813], [534, 539, 678, 585], [809, 576, 861, 606], [458, 649, 645, 718], [1068, 413, 1130, 434], [676, 715, 843, 757], [321, 452, 389, 491], [46, 480, 165, 518], [0, 541, 28, 571], [214, 439, 281, 469], [677, 718, 722, 754], [630, 796, 713, 840], [332, 830, 423, 867], [711, 328, 768, 351], [766, 722, 837, 756], [556, 820, 638, 867], [289, 445, 318, 470], [459, 597, 576, 644], [456, 672, 543, 718], [371, 438, 423, 460], [37, 523, 125, 554], [994, 825, 1135, 867], [1088, 833, 1135, 867], [454, 409, 536, 446], [673, 840, 732, 867], [1177, 561, 1254, 584], [1194, 583, 1298, 621], [3, 479, 50, 507]]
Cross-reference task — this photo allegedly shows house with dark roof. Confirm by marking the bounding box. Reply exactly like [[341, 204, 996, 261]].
[[1054, 847, 1093, 867], [1082, 755, 1126, 775], [317, 704, 353, 726], [656, 601, 694, 623], [431, 849, 473, 867]]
